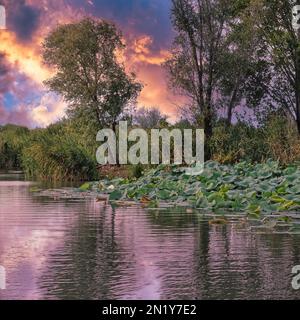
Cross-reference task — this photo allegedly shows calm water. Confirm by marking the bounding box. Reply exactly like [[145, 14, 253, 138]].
[[0, 173, 300, 300]]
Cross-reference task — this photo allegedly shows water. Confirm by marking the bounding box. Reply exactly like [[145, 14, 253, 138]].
[[0, 173, 300, 300]]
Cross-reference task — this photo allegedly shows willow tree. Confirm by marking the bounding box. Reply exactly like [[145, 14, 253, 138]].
[[42, 18, 142, 131]]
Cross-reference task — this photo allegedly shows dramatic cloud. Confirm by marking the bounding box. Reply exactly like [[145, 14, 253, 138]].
[[4, 0, 41, 41], [129, 35, 171, 65], [0, 0, 183, 127]]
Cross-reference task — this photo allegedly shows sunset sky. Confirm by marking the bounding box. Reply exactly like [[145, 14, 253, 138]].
[[0, 0, 185, 127]]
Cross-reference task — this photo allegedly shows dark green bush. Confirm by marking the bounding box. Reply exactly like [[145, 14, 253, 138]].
[[0, 124, 30, 169]]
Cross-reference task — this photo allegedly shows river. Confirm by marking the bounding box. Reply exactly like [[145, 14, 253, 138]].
[[0, 173, 300, 299]]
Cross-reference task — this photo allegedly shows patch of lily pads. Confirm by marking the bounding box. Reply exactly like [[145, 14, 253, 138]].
[[88, 160, 300, 219]]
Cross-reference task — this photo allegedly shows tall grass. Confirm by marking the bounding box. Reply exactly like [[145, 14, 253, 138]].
[[22, 122, 98, 181], [0, 122, 98, 181], [210, 116, 300, 164]]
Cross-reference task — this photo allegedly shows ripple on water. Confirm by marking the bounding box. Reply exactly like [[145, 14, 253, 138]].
[[0, 174, 300, 300]]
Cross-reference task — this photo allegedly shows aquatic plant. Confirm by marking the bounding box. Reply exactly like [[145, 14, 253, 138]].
[[92, 160, 300, 215]]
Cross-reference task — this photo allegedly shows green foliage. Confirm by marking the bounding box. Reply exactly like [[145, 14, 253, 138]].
[[0, 124, 30, 169], [21, 125, 97, 181], [0, 122, 98, 181], [1, 113, 299, 181], [133, 107, 168, 129], [95, 160, 300, 215], [166, 0, 300, 135], [262, 115, 300, 164], [209, 121, 267, 163], [130, 163, 144, 179], [241, 0, 300, 132], [209, 116, 300, 164], [79, 182, 92, 191], [43, 18, 142, 129]]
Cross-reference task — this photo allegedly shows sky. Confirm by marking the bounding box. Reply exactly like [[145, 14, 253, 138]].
[[0, 0, 185, 127]]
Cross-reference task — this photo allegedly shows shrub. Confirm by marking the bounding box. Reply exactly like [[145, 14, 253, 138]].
[[209, 121, 267, 163], [0, 124, 30, 169], [262, 115, 300, 164], [209, 116, 300, 164]]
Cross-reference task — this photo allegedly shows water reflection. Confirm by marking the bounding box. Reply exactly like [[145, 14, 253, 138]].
[[0, 174, 300, 300]]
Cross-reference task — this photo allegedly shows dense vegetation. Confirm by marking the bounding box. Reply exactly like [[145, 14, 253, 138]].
[[1, 114, 300, 181], [0, 124, 29, 169], [0, 121, 98, 181], [165, 0, 300, 157], [90, 160, 300, 218]]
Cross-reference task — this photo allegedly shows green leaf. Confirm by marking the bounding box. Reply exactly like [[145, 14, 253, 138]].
[[109, 190, 123, 201], [79, 182, 91, 191]]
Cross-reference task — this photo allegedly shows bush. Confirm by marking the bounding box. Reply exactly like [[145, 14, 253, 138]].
[[262, 115, 300, 164], [210, 121, 267, 163], [1, 112, 299, 180], [0, 124, 30, 169], [0, 122, 98, 181], [209, 116, 300, 164]]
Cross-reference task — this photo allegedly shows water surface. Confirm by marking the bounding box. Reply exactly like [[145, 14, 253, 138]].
[[0, 173, 300, 300]]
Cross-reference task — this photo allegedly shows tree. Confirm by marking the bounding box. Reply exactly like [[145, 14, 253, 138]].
[[249, 0, 300, 133], [164, 0, 238, 158], [133, 106, 168, 128], [42, 18, 142, 132], [216, 3, 271, 126]]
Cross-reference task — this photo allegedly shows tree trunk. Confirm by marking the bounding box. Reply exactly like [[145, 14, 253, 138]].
[[204, 107, 213, 161], [112, 121, 120, 166], [227, 102, 233, 128], [296, 93, 300, 135], [226, 85, 238, 127], [296, 29, 300, 135]]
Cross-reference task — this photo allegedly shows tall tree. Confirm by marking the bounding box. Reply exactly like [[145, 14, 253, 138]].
[[249, 0, 300, 133], [42, 18, 142, 131], [216, 3, 271, 126], [165, 0, 237, 157]]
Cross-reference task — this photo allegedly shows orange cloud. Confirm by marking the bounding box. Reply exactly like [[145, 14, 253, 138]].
[[135, 64, 185, 121], [0, 30, 52, 84], [130, 35, 171, 66]]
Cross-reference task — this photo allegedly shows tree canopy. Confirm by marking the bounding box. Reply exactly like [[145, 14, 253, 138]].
[[43, 18, 142, 130]]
